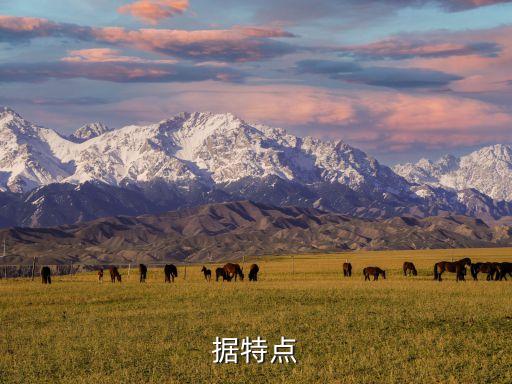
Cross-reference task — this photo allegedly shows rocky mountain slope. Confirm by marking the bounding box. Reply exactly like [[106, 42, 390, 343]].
[[2, 200, 511, 265], [394, 145, 512, 201]]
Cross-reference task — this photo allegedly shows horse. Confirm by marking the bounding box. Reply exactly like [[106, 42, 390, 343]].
[[433, 258, 471, 282], [139, 264, 148, 283], [223, 263, 244, 281], [215, 267, 230, 282], [41, 266, 51, 284], [342, 262, 352, 277], [109, 266, 122, 283], [164, 264, 178, 283], [496, 262, 512, 281], [248, 264, 259, 281], [470, 262, 497, 281], [403, 262, 418, 277], [201, 266, 212, 281], [98, 268, 104, 283], [363, 267, 386, 281]]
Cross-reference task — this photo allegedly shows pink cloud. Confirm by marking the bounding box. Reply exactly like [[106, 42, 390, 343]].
[[61, 48, 177, 64], [0, 15, 296, 62], [118, 0, 189, 25], [105, 82, 512, 152]]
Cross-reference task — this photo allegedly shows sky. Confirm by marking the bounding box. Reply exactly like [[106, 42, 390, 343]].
[[1, 1, 512, 164]]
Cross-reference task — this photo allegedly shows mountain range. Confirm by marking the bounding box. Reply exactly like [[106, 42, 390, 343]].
[[1, 106, 512, 228], [2, 200, 511, 264]]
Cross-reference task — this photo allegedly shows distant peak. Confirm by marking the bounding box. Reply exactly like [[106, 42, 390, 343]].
[[0, 106, 22, 120], [69, 122, 111, 143]]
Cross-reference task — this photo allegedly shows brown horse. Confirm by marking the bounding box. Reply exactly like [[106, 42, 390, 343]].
[[343, 262, 352, 277], [403, 262, 418, 276], [363, 267, 386, 281], [201, 266, 212, 281], [41, 266, 52, 284], [98, 268, 104, 283], [164, 264, 178, 283], [139, 264, 148, 283], [433, 258, 471, 282], [109, 266, 121, 283], [497, 262, 512, 281], [470, 262, 497, 281], [223, 263, 244, 281], [248, 264, 259, 281]]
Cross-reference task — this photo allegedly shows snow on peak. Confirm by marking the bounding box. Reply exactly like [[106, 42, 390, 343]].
[[69, 122, 111, 143], [394, 144, 512, 201]]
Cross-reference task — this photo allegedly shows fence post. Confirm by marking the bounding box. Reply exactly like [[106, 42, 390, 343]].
[[31, 257, 37, 281], [184, 263, 187, 280]]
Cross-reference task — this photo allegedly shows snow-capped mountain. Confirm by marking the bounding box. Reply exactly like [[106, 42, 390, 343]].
[[394, 145, 512, 201], [0, 107, 407, 195], [1, 106, 512, 227], [68, 122, 110, 143]]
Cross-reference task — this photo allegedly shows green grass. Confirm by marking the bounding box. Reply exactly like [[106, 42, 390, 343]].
[[1, 249, 511, 383]]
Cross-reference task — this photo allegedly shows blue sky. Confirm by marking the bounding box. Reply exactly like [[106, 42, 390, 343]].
[[1, 0, 512, 164]]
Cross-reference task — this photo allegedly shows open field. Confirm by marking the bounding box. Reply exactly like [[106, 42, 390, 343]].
[[1, 248, 512, 383]]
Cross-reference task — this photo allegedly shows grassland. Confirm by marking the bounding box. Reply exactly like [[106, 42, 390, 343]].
[[1, 248, 511, 384]]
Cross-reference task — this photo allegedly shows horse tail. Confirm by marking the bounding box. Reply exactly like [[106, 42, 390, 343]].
[[433, 263, 438, 280]]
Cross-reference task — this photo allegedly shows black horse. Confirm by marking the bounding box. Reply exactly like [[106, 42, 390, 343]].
[[139, 264, 148, 283], [201, 266, 212, 281], [343, 262, 352, 277], [248, 264, 259, 281], [215, 267, 231, 282], [109, 266, 122, 283], [41, 266, 51, 284], [164, 264, 178, 283]]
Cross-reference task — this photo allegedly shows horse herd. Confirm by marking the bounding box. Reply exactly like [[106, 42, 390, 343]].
[[92, 262, 258, 284], [38, 258, 512, 284]]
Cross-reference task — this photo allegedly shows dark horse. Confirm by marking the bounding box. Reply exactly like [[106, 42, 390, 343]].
[[343, 262, 352, 277], [139, 264, 148, 283], [433, 258, 471, 282], [223, 263, 244, 281], [363, 267, 386, 281], [248, 264, 259, 281], [164, 264, 178, 283], [98, 268, 104, 283], [215, 267, 230, 282], [470, 262, 497, 281], [403, 262, 418, 277], [497, 262, 512, 281], [109, 266, 122, 283], [41, 266, 51, 284], [201, 266, 212, 281]]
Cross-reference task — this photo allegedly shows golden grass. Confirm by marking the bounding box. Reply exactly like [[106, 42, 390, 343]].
[[0, 248, 511, 383]]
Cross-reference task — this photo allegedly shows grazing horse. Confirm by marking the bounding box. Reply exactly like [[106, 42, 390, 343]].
[[41, 266, 52, 284], [201, 266, 212, 281], [470, 262, 497, 281], [363, 267, 386, 281], [164, 264, 178, 283], [497, 262, 512, 281], [248, 264, 259, 282], [223, 263, 244, 281], [139, 264, 148, 283], [342, 262, 352, 277], [215, 267, 230, 282], [98, 268, 104, 283], [433, 258, 471, 282], [109, 266, 122, 283], [403, 262, 418, 277]]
